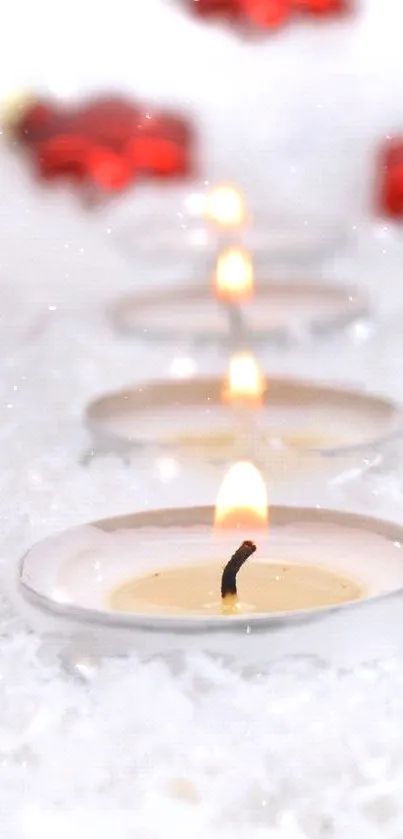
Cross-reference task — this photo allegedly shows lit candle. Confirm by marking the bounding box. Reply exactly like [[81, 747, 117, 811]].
[[25, 463, 364, 618], [19, 462, 403, 664], [86, 373, 403, 482], [214, 246, 253, 344], [109, 463, 361, 617]]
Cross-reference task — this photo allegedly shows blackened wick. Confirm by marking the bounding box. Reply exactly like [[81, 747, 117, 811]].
[[221, 540, 257, 599]]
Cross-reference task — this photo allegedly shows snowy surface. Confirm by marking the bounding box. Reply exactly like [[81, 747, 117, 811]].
[[3, 0, 403, 835]]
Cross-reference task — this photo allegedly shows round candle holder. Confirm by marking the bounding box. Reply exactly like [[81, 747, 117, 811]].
[[85, 375, 403, 482], [109, 280, 370, 346], [18, 505, 403, 667]]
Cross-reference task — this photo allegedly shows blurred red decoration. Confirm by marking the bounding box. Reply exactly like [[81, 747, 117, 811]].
[[241, 0, 291, 28], [35, 134, 92, 182], [12, 100, 63, 145], [86, 147, 135, 191], [72, 97, 142, 151], [293, 0, 349, 15], [184, 0, 350, 28], [189, 0, 241, 20], [9, 94, 196, 196], [377, 139, 403, 219]]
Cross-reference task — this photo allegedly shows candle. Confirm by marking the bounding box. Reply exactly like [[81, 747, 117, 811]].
[[19, 463, 403, 665], [109, 464, 362, 617], [86, 374, 403, 482]]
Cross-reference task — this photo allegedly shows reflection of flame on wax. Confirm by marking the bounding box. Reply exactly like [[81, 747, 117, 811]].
[[214, 461, 268, 531], [205, 184, 246, 227], [215, 247, 253, 303], [223, 351, 266, 408]]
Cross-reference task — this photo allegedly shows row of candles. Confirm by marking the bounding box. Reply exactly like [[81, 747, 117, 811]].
[[118, 184, 365, 616], [23, 182, 401, 638], [8, 115, 403, 661]]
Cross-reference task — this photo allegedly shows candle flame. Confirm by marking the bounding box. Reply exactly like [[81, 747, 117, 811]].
[[215, 247, 254, 303], [205, 184, 246, 227], [222, 351, 266, 408], [214, 461, 268, 531]]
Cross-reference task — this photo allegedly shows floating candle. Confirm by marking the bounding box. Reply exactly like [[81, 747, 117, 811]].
[[19, 501, 403, 665], [86, 375, 403, 482]]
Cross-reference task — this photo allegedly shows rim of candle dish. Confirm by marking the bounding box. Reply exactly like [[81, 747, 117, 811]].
[[18, 505, 403, 633], [108, 281, 370, 344], [85, 375, 403, 460]]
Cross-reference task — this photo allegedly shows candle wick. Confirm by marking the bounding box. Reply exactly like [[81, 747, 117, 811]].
[[221, 540, 256, 601]]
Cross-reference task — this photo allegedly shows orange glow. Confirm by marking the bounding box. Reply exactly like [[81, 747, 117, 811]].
[[214, 461, 268, 531], [222, 351, 266, 408], [215, 247, 254, 303], [205, 184, 246, 227]]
